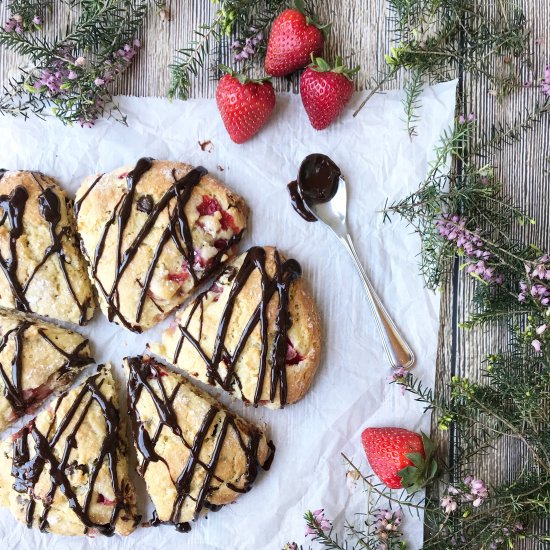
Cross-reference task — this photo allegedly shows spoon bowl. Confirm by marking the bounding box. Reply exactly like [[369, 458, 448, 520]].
[[301, 174, 348, 236], [296, 155, 415, 370]]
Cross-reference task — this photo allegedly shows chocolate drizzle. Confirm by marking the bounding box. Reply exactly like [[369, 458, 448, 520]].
[[287, 180, 317, 222], [126, 356, 274, 531], [172, 247, 301, 406], [76, 158, 243, 332], [0, 320, 30, 413], [0, 173, 91, 323], [10, 367, 132, 536]]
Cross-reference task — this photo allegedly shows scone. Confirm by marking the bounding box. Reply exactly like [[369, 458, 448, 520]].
[[0, 307, 93, 431], [124, 355, 274, 531], [0, 364, 139, 536], [0, 170, 95, 324], [150, 246, 322, 408], [75, 158, 248, 332]]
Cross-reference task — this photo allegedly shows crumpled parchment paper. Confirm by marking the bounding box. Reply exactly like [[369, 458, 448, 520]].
[[0, 79, 456, 550]]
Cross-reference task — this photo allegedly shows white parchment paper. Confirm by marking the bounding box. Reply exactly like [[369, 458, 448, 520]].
[[0, 80, 456, 550]]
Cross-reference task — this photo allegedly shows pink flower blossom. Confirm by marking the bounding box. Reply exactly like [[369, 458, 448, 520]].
[[305, 508, 332, 537], [532, 339, 542, 352], [441, 495, 458, 514], [388, 367, 408, 395], [542, 65, 550, 96], [441, 476, 488, 513], [32, 15, 42, 25], [233, 30, 263, 62], [436, 215, 502, 284]]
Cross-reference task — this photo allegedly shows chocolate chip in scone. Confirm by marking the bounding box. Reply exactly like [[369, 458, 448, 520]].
[[137, 194, 155, 214]]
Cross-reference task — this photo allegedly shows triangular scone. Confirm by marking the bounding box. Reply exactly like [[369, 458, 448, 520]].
[[0, 364, 138, 536], [0, 308, 93, 431], [150, 246, 322, 409], [124, 355, 274, 531], [0, 170, 95, 324], [75, 158, 248, 332]]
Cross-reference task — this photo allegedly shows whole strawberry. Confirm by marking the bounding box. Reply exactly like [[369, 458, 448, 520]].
[[300, 57, 359, 130], [361, 427, 437, 492], [216, 70, 276, 144], [265, 0, 328, 77]]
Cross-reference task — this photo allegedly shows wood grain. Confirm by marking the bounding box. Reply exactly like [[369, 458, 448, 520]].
[[0, 0, 549, 546]]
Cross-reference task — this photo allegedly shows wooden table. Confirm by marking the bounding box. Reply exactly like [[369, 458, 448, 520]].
[[1, 1, 549, 546]]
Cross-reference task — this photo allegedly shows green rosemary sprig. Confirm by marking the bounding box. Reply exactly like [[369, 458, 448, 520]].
[[402, 68, 423, 139], [168, 0, 292, 100], [0, 0, 148, 125], [356, 0, 532, 126]]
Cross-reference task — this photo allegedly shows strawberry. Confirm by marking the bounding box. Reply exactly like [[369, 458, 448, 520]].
[[361, 427, 437, 493], [265, 0, 328, 77], [216, 70, 276, 144], [300, 56, 359, 130]]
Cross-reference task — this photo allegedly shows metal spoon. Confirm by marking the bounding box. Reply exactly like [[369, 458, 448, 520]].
[[297, 154, 415, 369]]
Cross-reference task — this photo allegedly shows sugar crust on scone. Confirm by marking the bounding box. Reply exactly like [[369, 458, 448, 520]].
[[0, 170, 96, 324], [75, 158, 248, 333], [150, 246, 322, 409], [0, 364, 139, 537], [124, 355, 274, 530], [0, 307, 93, 431]]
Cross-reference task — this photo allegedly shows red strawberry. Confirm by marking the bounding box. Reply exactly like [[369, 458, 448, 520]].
[[265, 1, 328, 77], [216, 71, 276, 144], [361, 427, 437, 492], [300, 56, 359, 130]]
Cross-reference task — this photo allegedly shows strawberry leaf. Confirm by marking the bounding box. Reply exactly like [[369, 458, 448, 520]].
[[294, 0, 306, 15], [397, 433, 439, 494]]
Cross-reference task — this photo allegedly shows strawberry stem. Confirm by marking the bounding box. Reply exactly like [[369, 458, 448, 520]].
[[219, 64, 271, 85], [308, 55, 360, 80]]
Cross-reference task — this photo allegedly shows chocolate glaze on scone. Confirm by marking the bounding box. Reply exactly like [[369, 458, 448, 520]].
[[75, 158, 248, 332], [0, 364, 139, 536], [0, 170, 95, 324], [150, 246, 322, 409], [124, 355, 274, 531], [0, 307, 93, 431]]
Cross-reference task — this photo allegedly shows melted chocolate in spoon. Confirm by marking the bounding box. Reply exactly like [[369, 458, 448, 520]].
[[287, 154, 342, 222]]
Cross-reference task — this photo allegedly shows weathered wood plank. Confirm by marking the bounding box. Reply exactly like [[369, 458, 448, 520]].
[[452, 1, 550, 546]]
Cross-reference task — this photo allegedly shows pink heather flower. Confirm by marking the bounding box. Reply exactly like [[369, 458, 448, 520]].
[[458, 114, 466, 124], [443, 476, 488, 512], [388, 367, 408, 395], [436, 215, 502, 284], [67, 70, 77, 80], [463, 476, 488, 506], [532, 339, 542, 352], [536, 324, 547, 335], [467, 112, 476, 121], [441, 495, 458, 514], [233, 30, 263, 62], [13, 14, 22, 22], [32, 15, 42, 25], [75, 56, 86, 66], [305, 509, 332, 537], [374, 509, 403, 545], [520, 256, 550, 304], [542, 65, 550, 96], [3, 18, 16, 32], [94, 77, 105, 86]]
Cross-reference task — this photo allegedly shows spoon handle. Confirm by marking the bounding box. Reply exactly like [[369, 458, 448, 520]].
[[340, 232, 415, 369]]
